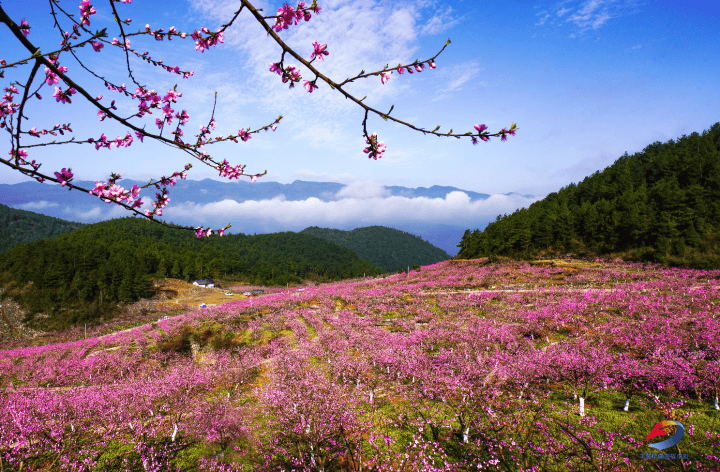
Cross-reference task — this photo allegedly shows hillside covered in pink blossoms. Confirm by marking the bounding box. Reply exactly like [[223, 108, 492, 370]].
[[2, 259, 720, 471]]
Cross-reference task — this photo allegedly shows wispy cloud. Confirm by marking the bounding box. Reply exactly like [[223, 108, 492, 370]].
[[421, 6, 460, 35], [537, 0, 644, 35], [437, 60, 483, 94]]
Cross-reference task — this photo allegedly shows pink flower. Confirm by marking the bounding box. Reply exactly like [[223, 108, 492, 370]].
[[45, 69, 59, 86], [52, 87, 75, 104], [91, 41, 104, 52], [397, 66, 404, 75], [20, 19, 30, 37], [428, 61, 436, 69], [303, 80, 318, 93], [381, 71, 391, 84], [238, 128, 251, 142], [310, 41, 328, 62], [474, 124, 487, 133], [218, 228, 226, 236], [54, 168, 74, 187]]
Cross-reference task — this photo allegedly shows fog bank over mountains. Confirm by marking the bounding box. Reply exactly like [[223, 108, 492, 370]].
[[0, 179, 538, 255]]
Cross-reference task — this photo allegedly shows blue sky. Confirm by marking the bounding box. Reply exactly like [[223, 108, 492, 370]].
[[2, 0, 719, 237]]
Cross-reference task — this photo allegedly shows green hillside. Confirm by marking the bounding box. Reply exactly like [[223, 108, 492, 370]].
[[457, 122, 720, 268], [0, 217, 381, 329], [300, 225, 451, 273], [0, 203, 85, 253]]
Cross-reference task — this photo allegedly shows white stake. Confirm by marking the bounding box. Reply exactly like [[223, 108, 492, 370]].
[[579, 397, 585, 417], [623, 398, 630, 411]]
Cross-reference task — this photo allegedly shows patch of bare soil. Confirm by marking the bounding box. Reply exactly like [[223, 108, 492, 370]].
[[153, 278, 243, 309], [0, 280, 244, 343], [0, 290, 45, 341]]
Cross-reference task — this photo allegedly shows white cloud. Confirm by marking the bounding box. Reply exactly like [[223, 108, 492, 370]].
[[421, 6, 460, 35], [335, 180, 391, 199], [72, 207, 103, 220], [16, 201, 59, 210], [61, 201, 145, 222], [167, 191, 540, 232]]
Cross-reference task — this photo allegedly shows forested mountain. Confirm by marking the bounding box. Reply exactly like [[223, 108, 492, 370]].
[[300, 225, 451, 273], [0, 204, 85, 253], [457, 122, 720, 268], [0, 218, 381, 328]]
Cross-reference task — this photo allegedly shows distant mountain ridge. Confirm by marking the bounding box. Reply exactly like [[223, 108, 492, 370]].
[[0, 179, 535, 256], [0, 179, 497, 207], [300, 226, 451, 273]]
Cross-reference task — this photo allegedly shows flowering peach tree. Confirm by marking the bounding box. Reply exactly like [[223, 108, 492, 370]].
[[0, 0, 517, 237]]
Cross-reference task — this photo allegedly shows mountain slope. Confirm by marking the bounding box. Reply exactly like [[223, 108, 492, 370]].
[[0, 217, 381, 329], [0, 203, 85, 253], [457, 122, 720, 268], [300, 225, 451, 273]]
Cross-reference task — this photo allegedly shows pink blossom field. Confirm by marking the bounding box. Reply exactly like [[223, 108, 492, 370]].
[[1, 259, 719, 471]]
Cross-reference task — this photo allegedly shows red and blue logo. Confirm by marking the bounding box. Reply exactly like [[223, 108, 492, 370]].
[[644, 421, 684, 450]]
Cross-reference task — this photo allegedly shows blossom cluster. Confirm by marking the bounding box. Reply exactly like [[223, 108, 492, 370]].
[[79, 0, 97, 27], [1, 85, 19, 117], [269, 62, 303, 89], [191, 27, 225, 53], [89, 176, 142, 208], [89, 131, 134, 150], [363, 132, 386, 160], [272, 1, 321, 32]]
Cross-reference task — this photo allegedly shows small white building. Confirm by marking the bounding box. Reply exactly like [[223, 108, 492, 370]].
[[193, 279, 215, 288]]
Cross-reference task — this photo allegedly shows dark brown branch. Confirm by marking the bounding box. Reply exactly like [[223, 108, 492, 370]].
[[14, 61, 41, 157], [108, 0, 143, 89], [240, 0, 510, 141]]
